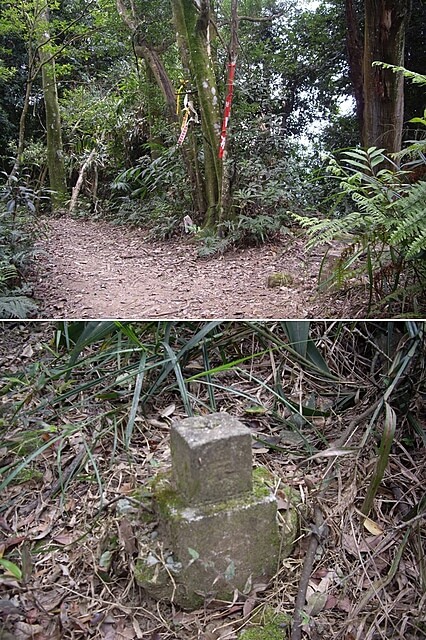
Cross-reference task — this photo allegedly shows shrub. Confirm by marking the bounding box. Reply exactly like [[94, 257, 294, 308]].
[[294, 147, 426, 314], [0, 172, 42, 318]]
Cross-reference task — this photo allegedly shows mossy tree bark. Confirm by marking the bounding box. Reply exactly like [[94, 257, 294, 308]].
[[172, 0, 223, 226], [362, 0, 412, 153], [218, 0, 238, 224], [116, 0, 176, 120], [38, 4, 67, 209], [116, 0, 207, 216]]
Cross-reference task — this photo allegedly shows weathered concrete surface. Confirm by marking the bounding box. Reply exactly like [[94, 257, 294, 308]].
[[155, 468, 280, 606], [171, 413, 252, 505], [135, 413, 300, 608]]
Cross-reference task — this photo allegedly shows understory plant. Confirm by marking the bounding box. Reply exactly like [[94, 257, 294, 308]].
[[293, 65, 426, 315], [0, 172, 42, 318], [110, 145, 190, 238]]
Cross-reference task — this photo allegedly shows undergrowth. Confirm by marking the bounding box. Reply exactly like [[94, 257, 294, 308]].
[[0, 172, 43, 318], [0, 321, 425, 639], [293, 65, 426, 317]]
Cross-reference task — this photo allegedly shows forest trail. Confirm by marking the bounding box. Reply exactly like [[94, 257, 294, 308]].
[[34, 216, 353, 319]]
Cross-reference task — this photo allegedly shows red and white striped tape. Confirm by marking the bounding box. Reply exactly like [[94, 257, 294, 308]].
[[219, 62, 236, 159]]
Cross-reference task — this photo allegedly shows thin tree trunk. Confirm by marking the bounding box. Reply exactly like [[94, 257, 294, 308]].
[[172, 0, 222, 226], [8, 65, 33, 182], [116, 0, 176, 119], [39, 4, 67, 209], [69, 147, 97, 214], [362, 0, 411, 153]]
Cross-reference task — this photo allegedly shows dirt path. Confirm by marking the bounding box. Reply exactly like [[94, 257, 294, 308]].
[[33, 216, 356, 318]]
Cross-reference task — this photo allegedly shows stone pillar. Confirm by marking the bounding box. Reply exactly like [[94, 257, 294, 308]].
[[170, 413, 253, 504], [134, 413, 298, 609]]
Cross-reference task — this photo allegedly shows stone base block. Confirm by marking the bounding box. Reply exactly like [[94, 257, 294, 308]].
[[135, 469, 285, 609], [168, 493, 279, 601]]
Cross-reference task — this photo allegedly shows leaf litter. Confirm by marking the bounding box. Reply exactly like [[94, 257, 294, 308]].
[[32, 216, 375, 319], [0, 322, 425, 639]]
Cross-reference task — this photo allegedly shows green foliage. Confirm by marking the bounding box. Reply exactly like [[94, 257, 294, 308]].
[[0, 172, 42, 317], [388, 180, 426, 258], [293, 65, 426, 313], [110, 146, 189, 238], [294, 146, 426, 313]]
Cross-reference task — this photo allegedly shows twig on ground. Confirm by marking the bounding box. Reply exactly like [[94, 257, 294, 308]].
[[290, 504, 326, 640]]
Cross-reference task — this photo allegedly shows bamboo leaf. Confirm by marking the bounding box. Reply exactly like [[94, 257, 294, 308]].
[[0, 558, 22, 580], [361, 402, 396, 517], [125, 352, 147, 447], [66, 321, 117, 375], [163, 342, 193, 416], [282, 321, 310, 358]]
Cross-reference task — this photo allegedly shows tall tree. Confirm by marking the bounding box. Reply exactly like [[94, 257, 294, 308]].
[[172, 0, 223, 225], [363, 0, 412, 153], [345, 0, 412, 153], [38, 2, 67, 207]]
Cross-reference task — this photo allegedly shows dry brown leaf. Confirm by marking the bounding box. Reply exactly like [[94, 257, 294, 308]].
[[160, 403, 176, 418], [132, 617, 144, 639], [118, 518, 138, 555], [242, 595, 257, 617], [20, 345, 34, 358], [362, 516, 383, 536], [14, 622, 43, 640], [35, 590, 64, 613], [52, 533, 76, 545], [342, 532, 369, 556], [337, 597, 351, 613]]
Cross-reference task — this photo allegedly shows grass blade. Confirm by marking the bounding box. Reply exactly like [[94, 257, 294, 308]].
[[361, 402, 396, 517], [125, 351, 147, 447], [163, 342, 193, 416]]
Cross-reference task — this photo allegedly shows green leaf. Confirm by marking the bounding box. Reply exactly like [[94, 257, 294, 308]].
[[0, 558, 22, 580], [163, 342, 192, 417], [66, 321, 117, 375], [224, 560, 235, 581], [188, 547, 199, 561], [282, 321, 310, 358], [99, 550, 113, 570], [125, 351, 147, 447]]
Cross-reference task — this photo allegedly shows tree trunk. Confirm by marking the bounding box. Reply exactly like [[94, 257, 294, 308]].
[[116, 0, 176, 119], [69, 147, 97, 214], [8, 75, 32, 182], [344, 0, 364, 136], [172, 0, 222, 226], [362, 0, 411, 153], [39, 4, 67, 209], [218, 0, 238, 224]]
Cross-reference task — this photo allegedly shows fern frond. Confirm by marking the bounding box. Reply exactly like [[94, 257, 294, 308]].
[[389, 181, 426, 257], [0, 295, 38, 319], [372, 62, 426, 86]]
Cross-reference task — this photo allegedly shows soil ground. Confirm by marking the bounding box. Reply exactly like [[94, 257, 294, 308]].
[[33, 216, 363, 319]]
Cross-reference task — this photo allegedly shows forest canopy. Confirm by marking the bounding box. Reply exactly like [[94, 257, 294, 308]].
[[0, 0, 425, 317]]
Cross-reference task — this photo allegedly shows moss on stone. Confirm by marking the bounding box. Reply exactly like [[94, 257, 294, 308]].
[[151, 474, 185, 518], [240, 608, 291, 640], [153, 467, 273, 520], [135, 464, 299, 608], [267, 272, 294, 288]]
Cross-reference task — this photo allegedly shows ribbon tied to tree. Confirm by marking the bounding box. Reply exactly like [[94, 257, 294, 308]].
[[177, 90, 199, 146], [218, 61, 236, 159]]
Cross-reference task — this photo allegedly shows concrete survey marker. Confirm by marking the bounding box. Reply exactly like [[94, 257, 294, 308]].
[[135, 413, 299, 609], [171, 413, 253, 504]]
